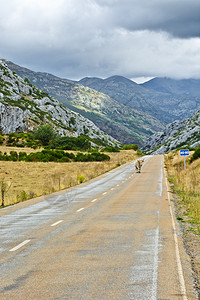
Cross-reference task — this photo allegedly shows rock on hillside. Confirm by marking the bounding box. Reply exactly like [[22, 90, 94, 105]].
[[143, 108, 200, 154], [0, 60, 119, 146], [3, 59, 165, 146]]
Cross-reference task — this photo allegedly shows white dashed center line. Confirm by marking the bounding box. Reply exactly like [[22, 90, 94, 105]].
[[51, 220, 63, 227], [9, 240, 31, 252], [91, 199, 97, 202], [77, 207, 85, 212]]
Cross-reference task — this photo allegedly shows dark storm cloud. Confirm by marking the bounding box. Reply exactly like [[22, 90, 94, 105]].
[[97, 0, 200, 38]]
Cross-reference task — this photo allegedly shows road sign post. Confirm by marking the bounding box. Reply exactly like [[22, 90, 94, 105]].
[[180, 149, 189, 170]]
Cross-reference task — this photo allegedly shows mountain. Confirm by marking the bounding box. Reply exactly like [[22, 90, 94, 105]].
[[143, 108, 200, 154], [79, 76, 200, 123], [142, 77, 200, 97], [3, 60, 165, 146], [0, 60, 119, 146], [79, 75, 161, 120]]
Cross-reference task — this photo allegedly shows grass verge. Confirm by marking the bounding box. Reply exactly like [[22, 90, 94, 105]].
[[165, 151, 200, 296], [165, 151, 200, 235]]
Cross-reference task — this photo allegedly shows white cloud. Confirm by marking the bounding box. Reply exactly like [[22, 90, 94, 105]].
[[0, 0, 199, 79]]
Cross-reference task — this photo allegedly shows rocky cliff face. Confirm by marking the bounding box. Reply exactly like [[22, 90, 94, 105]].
[[143, 108, 200, 154], [0, 60, 119, 146], [3, 59, 165, 146]]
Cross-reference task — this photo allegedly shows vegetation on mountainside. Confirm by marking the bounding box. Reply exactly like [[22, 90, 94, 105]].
[[190, 146, 200, 163], [165, 149, 200, 235], [0, 126, 139, 154], [1, 60, 120, 148], [2, 59, 166, 146]]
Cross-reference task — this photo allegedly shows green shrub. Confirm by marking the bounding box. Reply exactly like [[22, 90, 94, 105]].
[[49, 135, 91, 150], [190, 147, 200, 163], [101, 146, 120, 152], [59, 157, 70, 162], [0, 135, 5, 145], [16, 142, 26, 147], [10, 151, 18, 161], [69, 117, 76, 126], [33, 125, 57, 146], [74, 152, 110, 162], [123, 144, 138, 150], [17, 191, 28, 202], [90, 152, 110, 161], [64, 152, 75, 160], [78, 175, 85, 184], [19, 152, 28, 161], [0, 148, 109, 163], [24, 77, 31, 84], [137, 149, 144, 156]]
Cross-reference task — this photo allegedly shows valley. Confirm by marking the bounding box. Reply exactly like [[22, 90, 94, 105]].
[[2, 59, 165, 146], [0, 57, 200, 298]]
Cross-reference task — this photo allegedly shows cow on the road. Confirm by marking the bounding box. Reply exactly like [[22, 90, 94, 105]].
[[135, 159, 144, 173]]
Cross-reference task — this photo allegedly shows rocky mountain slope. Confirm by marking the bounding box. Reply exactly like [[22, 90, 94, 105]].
[[143, 108, 200, 154], [3, 59, 165, 146], [0, 60, 119, 146], [79, 76, 200, 123], [79, 75, 160, 119]]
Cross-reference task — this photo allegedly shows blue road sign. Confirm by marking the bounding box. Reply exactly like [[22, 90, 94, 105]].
[[180, 149, 189, 156]]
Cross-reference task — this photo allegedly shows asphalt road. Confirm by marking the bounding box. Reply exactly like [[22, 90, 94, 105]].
[[0, 155, 197, 299]]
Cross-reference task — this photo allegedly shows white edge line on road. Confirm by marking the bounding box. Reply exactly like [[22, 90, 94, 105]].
[[91, 199, 97, 202], [151, 225, 159, 299], [51, 220, 63, 227], [9, 240, 31, 252], [165, 171, 188, 300], [76, 207, 84, 212]]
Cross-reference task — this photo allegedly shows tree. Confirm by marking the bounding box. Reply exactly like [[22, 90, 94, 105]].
[[33, 125, 57, 146]]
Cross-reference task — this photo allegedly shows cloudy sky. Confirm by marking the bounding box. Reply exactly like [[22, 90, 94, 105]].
[[0, 0, 200, 82]]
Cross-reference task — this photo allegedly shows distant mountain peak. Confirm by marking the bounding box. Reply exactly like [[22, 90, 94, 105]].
[[142, 76, 200, 96]]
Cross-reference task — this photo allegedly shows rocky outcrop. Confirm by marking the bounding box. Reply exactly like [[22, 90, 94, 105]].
[[143, 109, 200, 154], [0, 60, 119, 146]]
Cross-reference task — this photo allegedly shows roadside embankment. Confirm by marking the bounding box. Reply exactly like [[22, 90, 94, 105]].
[[165, 151, 200, 297]]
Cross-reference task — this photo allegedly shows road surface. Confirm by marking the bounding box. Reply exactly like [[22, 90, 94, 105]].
[[0, 155, 197, 299]]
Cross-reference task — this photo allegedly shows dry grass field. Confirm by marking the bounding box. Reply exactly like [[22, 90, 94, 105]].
[[0, 146, 139, 206], [165, 151, 200, 294], [165, 151, 200, 232]]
